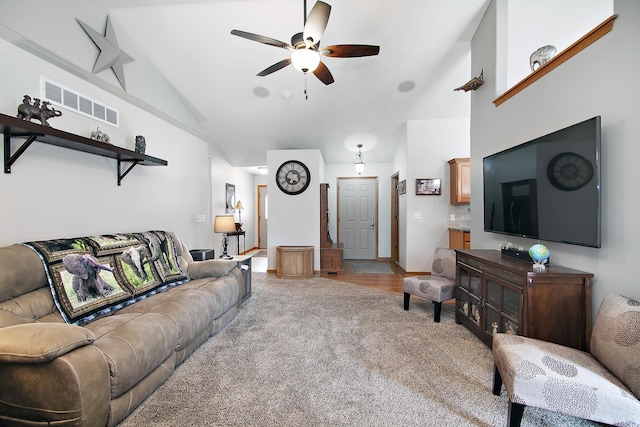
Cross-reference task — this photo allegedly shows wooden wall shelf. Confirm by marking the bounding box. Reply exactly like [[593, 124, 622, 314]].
[[494, 15, 617, 107], [1, 112, 167, 185]]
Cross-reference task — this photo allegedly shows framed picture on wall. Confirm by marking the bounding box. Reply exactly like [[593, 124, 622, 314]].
[[226, 183, 236, 213], [398, 179, 406, 195], [416, 178, 441, 195]]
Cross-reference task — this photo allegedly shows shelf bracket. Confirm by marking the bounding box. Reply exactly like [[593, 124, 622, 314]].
[[4, 131, 43, 173], [117, 159, 140, 186]]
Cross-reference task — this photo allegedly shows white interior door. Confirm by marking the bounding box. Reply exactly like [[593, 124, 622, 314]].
[[338, 177, 377, 259]]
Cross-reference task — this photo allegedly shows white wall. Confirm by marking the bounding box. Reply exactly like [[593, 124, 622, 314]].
[[266, 150, 324, 270], [0, 1, 258, 251], [506, 0, 614, 88], [404, 118, 471, 272], [471, 0, 640, 314], [0, 39, 209, 248], [0, 0, 205, 136], [209, 144, 256, 256]]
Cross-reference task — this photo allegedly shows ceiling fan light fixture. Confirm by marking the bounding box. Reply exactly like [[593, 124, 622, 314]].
[[291, 48, 320, 73]]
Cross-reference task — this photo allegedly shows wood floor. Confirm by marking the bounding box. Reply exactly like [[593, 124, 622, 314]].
[[321, 259, 405, 294], [250, 252, 405, 294]]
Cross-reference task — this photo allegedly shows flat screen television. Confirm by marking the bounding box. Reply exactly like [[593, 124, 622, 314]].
[[483, 116, 601, 248]]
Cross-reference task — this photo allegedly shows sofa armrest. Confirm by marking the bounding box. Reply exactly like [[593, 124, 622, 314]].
[[187, 259, 237, 280], [0, 323, 95, 363]]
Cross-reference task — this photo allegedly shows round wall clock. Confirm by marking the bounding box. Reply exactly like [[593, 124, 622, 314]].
[[275, 160, 311, 195], [546, 152, 594, 191]]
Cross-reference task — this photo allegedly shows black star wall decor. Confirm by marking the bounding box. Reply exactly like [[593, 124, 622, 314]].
[[77, 16, 134, 91]]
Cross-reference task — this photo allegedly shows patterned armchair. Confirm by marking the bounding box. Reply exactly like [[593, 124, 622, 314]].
[[492, 294, 640, 426], [402, 247, 456, 322]]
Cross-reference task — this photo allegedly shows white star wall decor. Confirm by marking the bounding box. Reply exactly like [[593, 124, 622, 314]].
[[77, 16, 134, 91]]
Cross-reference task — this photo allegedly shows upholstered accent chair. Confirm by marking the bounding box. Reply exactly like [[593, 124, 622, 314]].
[[403, 247, 456, 322], [492, 294, 640, 426]]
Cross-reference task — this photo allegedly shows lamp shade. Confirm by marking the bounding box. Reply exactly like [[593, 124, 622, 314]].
[[214, 215, 236, 233], [235, 200, 244, 210]]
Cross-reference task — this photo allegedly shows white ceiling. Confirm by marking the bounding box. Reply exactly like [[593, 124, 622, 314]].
[[96, 0, 489, 170]]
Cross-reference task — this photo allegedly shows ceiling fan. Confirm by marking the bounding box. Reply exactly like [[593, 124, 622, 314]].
[[230, 0, 380, 86]]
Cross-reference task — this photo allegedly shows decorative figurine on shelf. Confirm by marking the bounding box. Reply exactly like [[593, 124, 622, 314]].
[[16, 95, 62, 127], [90, 127, 111, 144], [504, 320, 517, 335], [529, 243, 550, 271], [530, 45, 557, 71], [134, 135, 146, 154], [492, 322, 499, 335]]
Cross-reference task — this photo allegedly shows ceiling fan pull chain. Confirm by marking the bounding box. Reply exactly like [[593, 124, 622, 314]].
[[304, 72, 309, 100]]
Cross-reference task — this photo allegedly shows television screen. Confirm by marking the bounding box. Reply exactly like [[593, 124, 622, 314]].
[[483, 116, 601, 248]]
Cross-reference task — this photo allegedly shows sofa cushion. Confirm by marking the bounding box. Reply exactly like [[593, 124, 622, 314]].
[[87, 312, 179, 398], [119, 289, 214, 350], [0, 245, 48, 303], [0, 288, 60, 327], [181, 275, 240, 320]]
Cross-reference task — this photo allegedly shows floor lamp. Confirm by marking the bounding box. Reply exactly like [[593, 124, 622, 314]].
[[214, 215, 236, 259]]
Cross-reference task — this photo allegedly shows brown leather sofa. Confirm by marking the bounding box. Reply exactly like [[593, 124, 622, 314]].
[[0, 232, 242, 426]]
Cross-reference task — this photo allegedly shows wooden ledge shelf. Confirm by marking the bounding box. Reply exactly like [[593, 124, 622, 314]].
[[494, 15, 617, 107], [1, 113, 167, 185]]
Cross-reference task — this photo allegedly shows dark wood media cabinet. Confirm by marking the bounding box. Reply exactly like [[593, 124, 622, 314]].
[[455, 249, 593, 351]]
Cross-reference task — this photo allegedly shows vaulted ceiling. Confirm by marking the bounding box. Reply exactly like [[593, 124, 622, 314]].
[[96, 0, 489, 170]]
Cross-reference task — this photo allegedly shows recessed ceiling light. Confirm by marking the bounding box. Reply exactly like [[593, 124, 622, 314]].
[[398, 80, 416, 93], [253, 86, 270, 98]]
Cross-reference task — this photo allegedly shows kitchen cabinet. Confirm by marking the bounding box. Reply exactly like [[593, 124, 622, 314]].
[[449, 229, 470, 249], [448, 158, 470, 204]]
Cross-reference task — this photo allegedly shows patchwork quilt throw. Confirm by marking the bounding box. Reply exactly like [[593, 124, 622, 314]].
[[24, 231, 188, 325]]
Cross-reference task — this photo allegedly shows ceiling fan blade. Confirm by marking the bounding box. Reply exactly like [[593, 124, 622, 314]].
[[313, 61, 334, 85], [320, 44, 380, 58], [303, 1, 331, 46], [231, 29, 293, 50], [257, 58, 292, 76]]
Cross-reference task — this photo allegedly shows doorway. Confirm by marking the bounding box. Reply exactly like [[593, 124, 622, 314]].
[[258, 185, 268, 249], [337, 177, 378, 260]]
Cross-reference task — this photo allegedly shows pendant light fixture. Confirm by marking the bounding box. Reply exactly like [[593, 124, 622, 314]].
[[353, 144, 365, 175]]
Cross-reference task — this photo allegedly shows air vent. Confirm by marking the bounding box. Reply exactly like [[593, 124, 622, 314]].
[[40, 78, 119, 127]]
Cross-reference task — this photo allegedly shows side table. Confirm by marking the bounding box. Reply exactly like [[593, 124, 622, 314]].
[[235, 255, 252, 302], [227, 231, 246, 255]]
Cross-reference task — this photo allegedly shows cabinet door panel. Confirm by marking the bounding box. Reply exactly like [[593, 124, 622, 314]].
[[484, 275, 522, 342]]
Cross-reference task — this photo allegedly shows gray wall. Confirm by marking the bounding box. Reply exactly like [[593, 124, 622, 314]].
[[470, 0, 640, 315]]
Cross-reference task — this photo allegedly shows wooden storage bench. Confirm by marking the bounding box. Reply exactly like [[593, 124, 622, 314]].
[[276, 246, 314, 279]]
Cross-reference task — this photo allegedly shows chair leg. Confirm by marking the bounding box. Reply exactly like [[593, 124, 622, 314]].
[[403, 292, 410, 310], [492, 364, 503, 395], [433, 301, 442, 322], [507, 401, 525, 427]]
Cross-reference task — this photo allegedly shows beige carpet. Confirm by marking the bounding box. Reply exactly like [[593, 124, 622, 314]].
[[118, 273, 599, 426]]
